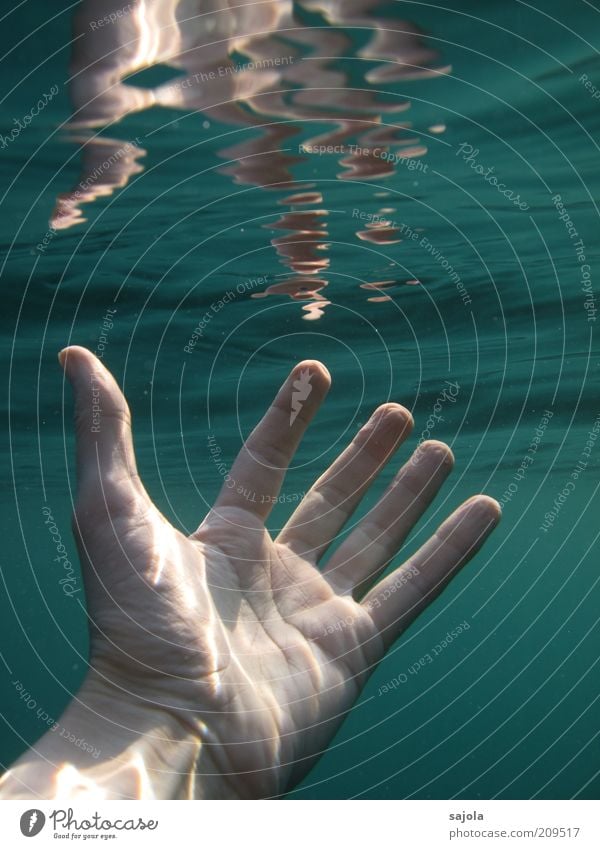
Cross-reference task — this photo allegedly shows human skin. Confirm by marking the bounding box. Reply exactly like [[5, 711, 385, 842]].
[[0, 347, 500, 799]]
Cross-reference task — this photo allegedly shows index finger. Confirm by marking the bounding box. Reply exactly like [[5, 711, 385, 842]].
[[211, 360, 331, 521]]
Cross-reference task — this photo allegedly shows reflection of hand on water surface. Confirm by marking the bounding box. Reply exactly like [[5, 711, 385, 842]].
[[51, 0, 448, 313]]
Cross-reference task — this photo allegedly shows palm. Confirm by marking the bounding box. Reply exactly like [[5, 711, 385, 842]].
[[64, 346, 499, 798]]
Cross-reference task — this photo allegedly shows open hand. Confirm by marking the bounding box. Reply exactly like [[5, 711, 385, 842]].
[[3, 347, 500, 800]]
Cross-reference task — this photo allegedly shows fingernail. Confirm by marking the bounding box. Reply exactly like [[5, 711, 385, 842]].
[[58, 348, 68, 368]]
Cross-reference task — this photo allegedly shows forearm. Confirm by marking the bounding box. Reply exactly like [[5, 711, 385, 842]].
[[0, 673, 227, 800]]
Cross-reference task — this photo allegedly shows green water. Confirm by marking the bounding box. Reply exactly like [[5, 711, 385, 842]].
[[1, 0, 599, 798]]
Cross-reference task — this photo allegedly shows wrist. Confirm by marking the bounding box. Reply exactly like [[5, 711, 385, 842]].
[[0, 670, 226, 800], [75, 670, 203, 799]]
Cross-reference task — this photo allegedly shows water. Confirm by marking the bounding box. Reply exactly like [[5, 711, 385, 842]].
[[1, 0, 599, 799]]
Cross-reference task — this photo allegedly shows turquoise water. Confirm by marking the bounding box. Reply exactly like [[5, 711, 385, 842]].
[[1, 0, 599, 798]]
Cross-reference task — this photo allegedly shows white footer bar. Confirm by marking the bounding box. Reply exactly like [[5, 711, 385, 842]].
[[0, 799, 597, 847]]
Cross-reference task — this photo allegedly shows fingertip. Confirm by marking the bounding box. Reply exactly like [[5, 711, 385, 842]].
[[401, 405, 415, 432], [293, 359, 331, 390], [463, 494, 502, 525], [58, 346, 99, 378], [287, 361, 331, 408], [479, 494, 503, 522], [357, 403, 413, 459], [418, 439, 455, 468], [371, 402, 414, 435]]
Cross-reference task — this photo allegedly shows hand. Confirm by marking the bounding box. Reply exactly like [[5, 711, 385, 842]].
[[1, 347, 500, 800]]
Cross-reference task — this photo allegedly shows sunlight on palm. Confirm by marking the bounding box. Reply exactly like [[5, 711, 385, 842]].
[[61, 345, 500, 797]]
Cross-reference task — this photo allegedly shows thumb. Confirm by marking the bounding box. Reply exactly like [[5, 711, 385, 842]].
[[59, 346, 146, 509]]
